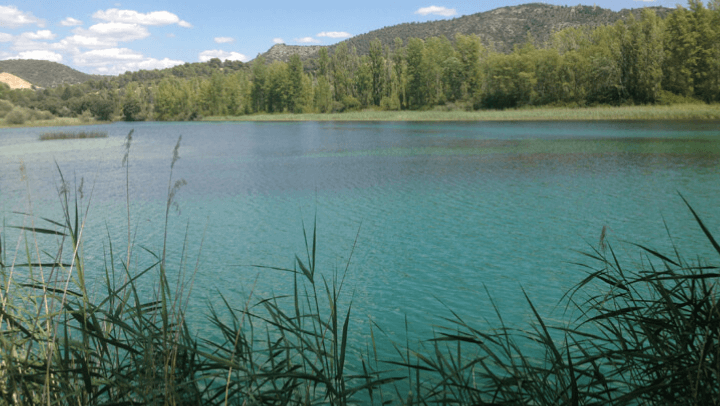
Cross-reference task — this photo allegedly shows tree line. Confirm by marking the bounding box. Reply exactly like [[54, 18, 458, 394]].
[[2, 0, 719, 123]]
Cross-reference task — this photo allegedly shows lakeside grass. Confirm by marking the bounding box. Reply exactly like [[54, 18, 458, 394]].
[[2, 130, 719, 405], [0, 117, 111, 129], [205, 103, 720, 122]]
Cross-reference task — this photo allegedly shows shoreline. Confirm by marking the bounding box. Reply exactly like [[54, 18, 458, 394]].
[[3, 104, 720, 129], [203, 104, 720, 122]]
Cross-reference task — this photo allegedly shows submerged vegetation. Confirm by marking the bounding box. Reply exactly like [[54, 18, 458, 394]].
[[39, 131, 108, 141], [1, 0, 720, 125], [1, 131, 719, 405]]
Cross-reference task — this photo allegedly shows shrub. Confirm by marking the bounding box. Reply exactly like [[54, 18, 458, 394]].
[[0, 99, 13, 118], [79, 109, 93, 123], [27, 108, 54, 121], [4, 107, 26, 124]]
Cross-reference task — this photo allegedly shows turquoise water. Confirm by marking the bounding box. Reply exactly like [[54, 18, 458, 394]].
[[2, 120, 720, 359]]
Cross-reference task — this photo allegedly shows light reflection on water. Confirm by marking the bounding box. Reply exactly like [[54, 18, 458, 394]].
[[2, 120, 720, 359]]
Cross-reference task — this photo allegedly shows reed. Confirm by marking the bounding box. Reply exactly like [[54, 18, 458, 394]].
[[1, 130, 718, 405], [39, 131, 108, 141]]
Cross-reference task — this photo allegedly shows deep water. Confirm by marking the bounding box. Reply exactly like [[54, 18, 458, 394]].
[[2, 120, 719, 362]]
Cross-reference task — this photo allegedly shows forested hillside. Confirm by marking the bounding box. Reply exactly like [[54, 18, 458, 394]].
[[1, 2, 718, 125], [328, 3, 672, 57], [0, 60, 104, 88]]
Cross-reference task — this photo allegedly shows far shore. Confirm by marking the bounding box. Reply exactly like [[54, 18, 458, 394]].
[[2, 104, 720, 129], [204, 104, 720, 122]]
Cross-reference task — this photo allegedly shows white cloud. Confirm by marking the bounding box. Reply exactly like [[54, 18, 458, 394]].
[[199, 50, 248, 62], [0, 33, 13, 42], [273, 38, 284, 44], [295, 37, 320, 44], [0, 5, 45, 28], [317, 31, 351, 39], [61, 17, 83, 27], [415, 6, 457, 17], [21, 30, 56, 41], [10, 31, 58, 52], [74, 47, 184, 74], [66, 23, 151, 49], [5, 50, 63, 63], [93, 8, 192, 27], [214, 37, 235, 44]]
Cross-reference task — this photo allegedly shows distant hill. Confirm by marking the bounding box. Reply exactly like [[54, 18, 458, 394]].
[[332, 3, 671, 55], [0, 59, 105, 88], [253, 3, 672, 63]]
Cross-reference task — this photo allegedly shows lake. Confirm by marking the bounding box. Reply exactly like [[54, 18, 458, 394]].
[[2, 120, 720, 360]]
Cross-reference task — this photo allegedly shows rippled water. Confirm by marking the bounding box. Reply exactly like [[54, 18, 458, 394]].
[[2, 120, 720, 354]]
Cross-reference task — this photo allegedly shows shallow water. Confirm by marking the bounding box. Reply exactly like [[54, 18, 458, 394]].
[[2, 120, 720, 359]]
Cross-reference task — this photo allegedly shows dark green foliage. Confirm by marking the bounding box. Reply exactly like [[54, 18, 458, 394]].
[[122, 98, 142, 121], [87, 95, 115, 121]]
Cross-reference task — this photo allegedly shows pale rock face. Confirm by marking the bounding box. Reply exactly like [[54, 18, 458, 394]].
[[0, 72, 33, 89], [260, 43, 324, 63]]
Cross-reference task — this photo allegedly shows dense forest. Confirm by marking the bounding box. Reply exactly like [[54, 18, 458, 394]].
[[1, 1, 719, 124]]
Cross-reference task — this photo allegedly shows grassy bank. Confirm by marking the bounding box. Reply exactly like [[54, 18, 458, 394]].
[[205, 103, 720, 122], [0, 116, 112, 129], [1, 131, 719, 405]]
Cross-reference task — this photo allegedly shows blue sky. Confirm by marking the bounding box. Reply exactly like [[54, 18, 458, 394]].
[[0, 0, 676, 75]]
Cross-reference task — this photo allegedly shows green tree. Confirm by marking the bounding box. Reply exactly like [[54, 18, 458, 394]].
[[265, 61, 288, 113], [287, 54, 304, 113], [663, 6, 697, 96], [454, 34, 484, 105], [368, 38, 385, 106], [689, 0, 720, 101], [314, 75, 333, 113], [406, 38, 428, 109], [250, 56, 268, 112], [391, 38, 407, 108]]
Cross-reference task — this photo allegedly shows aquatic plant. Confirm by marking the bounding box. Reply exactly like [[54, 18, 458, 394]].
[[39, 131, 108, 141]]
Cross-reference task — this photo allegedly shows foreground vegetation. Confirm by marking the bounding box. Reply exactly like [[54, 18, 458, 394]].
[[1, 0, 720, 125], [1, 131, 718, 405]]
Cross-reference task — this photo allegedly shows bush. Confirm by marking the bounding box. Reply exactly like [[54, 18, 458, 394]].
[[4, 107, 26, 125], [380, 95, 401, 111], [27, 108, 54, 121], [0, 99, 13, 118], [79, 109, 93, 123], [657, 89, 705, 106]]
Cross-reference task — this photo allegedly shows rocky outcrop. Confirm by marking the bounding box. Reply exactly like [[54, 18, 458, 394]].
[[258, 43, 325, 63]]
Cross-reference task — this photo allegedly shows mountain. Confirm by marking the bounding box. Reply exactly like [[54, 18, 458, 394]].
[[254, 3, 672, 63], [0, 59, 105, 88]]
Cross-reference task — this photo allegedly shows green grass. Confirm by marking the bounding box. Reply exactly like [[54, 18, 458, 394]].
[[0, 116, 111, 128], [1, 130, 719, 405], [39, 131, 108, 141], [205, 103, 720, 122]]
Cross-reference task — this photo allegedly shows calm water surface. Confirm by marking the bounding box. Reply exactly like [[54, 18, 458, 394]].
[[2, 120, 719, 356]]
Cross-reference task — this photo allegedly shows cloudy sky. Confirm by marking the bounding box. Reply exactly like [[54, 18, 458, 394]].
[[0, 0, 674, 75]]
